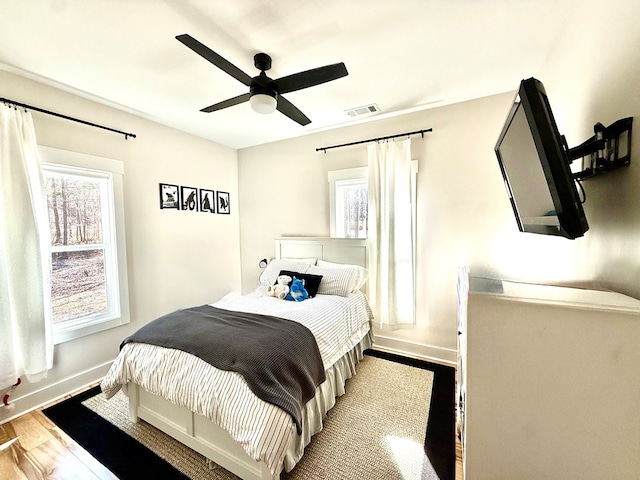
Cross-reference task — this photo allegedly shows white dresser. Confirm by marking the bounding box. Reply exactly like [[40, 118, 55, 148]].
[[458, 275, 640, 480]]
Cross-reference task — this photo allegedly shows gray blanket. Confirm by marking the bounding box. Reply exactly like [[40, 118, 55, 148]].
[[121, 305, 325, 434]]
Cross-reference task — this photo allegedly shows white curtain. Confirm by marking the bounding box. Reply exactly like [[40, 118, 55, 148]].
[[367, 138, 415, 329], [0, 104, 52, 390]]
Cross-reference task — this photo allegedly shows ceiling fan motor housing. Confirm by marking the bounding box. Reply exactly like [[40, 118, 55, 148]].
[[250, 72, 277, 99], [254, 53, 272, 72]]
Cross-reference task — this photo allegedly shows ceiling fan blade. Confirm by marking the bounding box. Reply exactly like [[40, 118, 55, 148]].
[[274, 63, 348, 94], [276, 96, 311, 126], [176, 34, 252, 87], [200, 93, 251, 113]]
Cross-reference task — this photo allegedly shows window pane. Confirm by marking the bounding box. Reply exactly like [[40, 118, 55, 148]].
[[51, 250, 107, 324], [336, 178, 368, 238], [44, 173, 103, 246], [40, 148, 130, 344]]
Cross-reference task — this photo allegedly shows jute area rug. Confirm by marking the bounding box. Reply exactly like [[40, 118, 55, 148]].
[[83, 356, 438, 479]]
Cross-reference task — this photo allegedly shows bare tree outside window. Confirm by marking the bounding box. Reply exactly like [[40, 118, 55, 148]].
[[44, 171, 108, 324], [335, 178, 368, 238]]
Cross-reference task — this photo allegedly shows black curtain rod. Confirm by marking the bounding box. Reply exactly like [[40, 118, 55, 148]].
[[316, 128, 432, 153], [0, 97, 137, 140]]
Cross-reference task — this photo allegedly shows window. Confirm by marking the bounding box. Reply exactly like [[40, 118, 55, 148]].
[[335, 177, 368, 238], [39, 146, 130, 344], [328, 162, 418, 239], [329, 167, 368, 238]]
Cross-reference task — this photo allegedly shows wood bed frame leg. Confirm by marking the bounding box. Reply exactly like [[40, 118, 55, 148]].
[[127, 383, 139, 423], [261, 463, 279, 480]]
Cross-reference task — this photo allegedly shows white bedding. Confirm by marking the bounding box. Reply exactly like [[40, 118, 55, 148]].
[[101, 288, 373, 475]]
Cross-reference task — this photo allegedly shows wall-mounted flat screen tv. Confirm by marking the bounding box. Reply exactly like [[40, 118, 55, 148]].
[[495, 77, 588, 239]]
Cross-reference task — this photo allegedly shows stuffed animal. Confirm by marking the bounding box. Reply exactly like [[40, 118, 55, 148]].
[[285, 277, 309, 302], [266, 274, 291, 299]]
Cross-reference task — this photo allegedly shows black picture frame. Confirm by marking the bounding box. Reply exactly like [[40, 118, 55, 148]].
[[159, 183, 179, 209], [181, 186, 198, 211], [216, 191, 230, 214], [199, 189, 215, 213]]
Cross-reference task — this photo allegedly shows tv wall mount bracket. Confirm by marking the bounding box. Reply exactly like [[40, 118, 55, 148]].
[[564, 117, 633, 180]]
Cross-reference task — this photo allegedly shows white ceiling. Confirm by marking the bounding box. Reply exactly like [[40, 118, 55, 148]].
[[0, 0, 578, 150]]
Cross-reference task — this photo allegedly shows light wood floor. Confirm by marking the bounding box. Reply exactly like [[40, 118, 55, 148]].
[[456, 436, 463, 479], [1, 386, 464, 480], [0, 384, 117, 479]]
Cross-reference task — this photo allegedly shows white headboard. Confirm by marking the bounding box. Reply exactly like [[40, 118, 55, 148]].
[[274, 237, 368, 268]]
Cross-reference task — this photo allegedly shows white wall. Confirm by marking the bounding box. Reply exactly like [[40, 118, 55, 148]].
[[537, 0, 640, 298], [238, 0, 640, 364], [0, 69, 241, 422]]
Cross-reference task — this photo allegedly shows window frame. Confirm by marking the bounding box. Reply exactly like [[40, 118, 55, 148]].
[[328, 162, 419, 239], [39, 146, 130, 344]]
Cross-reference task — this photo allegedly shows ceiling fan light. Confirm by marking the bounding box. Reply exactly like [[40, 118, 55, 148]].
[[250, 94, 277, 114]]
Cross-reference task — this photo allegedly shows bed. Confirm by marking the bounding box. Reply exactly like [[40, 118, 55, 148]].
[[101, 237, 372, 480]]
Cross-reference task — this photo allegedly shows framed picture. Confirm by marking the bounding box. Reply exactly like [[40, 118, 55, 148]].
[[181, 186, 198, 211], [159, 183, 179, 209], [216, 191, 230, 214], [199, 188, 215, 213]]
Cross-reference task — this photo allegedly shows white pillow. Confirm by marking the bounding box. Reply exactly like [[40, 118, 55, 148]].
[[283, 257, 317, 266], [316, 259, 369, 290], [259, 259, 314, 286], [307, 265, 359, 297]]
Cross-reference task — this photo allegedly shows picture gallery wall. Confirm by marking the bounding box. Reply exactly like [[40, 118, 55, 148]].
[[159, 183, 230, 214]]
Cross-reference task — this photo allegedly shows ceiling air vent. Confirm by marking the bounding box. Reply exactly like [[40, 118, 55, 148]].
[[346, 103, 380, 117]]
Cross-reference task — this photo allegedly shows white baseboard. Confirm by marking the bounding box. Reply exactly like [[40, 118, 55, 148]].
[[0, 360, 114, 425], [372, 335, 457, 366]]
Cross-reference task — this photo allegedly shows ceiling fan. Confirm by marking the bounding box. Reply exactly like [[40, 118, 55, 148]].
[[176, 34, 348, 126]]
